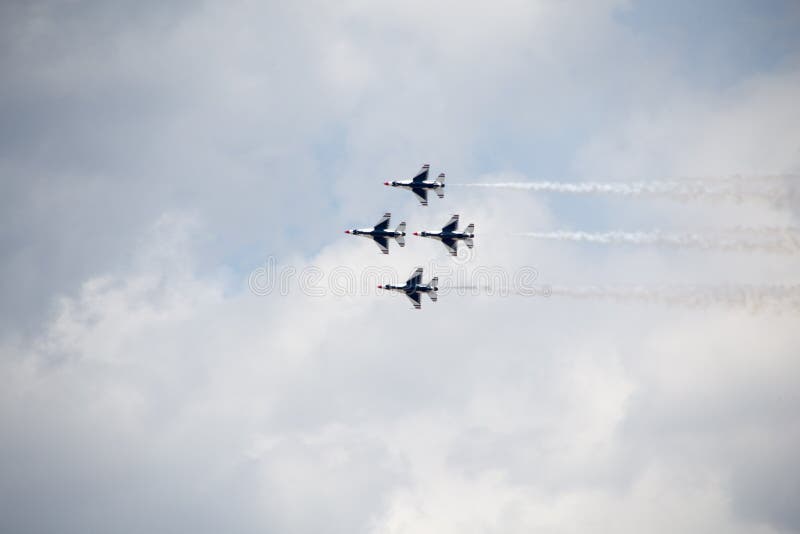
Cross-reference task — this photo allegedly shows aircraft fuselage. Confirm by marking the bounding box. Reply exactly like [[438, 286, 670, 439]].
[[388, 180, 444, 191], [350, 228, 405, 239], [417, 230, 474, 241], [380, 282, 437, 294]]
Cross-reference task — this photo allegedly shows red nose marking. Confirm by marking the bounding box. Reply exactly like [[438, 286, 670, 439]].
[[377, 285, 383, 289], [413, 232, 419, 236], [383, 181, 390, 186], [344, 230, 351, 234]]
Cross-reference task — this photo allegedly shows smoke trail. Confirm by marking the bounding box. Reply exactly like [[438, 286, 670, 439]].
[[514, 228, 800, 254], [440, 281, 800, 312], [453, 176, 798, 203], [541, 284, 800, 313]]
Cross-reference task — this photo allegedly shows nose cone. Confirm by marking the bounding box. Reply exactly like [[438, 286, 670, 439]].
[[377, 285, 383, 289], [413, 232, 419, 236], [344, 230, 351, 234], [383, 181, 390, 186]]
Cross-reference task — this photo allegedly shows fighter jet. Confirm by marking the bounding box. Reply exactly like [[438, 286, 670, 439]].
[[413, 214, 475, 256], [378, 267, 438, 309], [384, 164, 445, 206], [345, 212, 406, 254]]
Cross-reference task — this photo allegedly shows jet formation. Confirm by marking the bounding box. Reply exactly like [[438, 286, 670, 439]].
[[344, 164, 475, 309]]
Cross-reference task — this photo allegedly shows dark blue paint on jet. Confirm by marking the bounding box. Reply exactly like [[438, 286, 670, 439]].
[[414, 214, 475, 256], [378, 267, 438, 309], [384, 163, 445, 206], [345, 212, 406, 254]]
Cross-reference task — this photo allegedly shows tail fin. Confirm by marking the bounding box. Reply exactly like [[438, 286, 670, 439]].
[[428, 277, 438, 302], [395, 222, 406, 247], [463, 224, 475, 249], [436, 173, 445, 198]]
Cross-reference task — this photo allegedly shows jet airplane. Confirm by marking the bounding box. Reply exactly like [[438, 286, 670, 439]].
[[345, 212, 406, 255], [384, 164, 445, 206], [378, 267, 438, 309], [414, 214, 475, 256]]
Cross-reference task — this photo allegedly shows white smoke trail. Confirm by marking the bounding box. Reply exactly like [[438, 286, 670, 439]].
[[514, 228, 800, 254], [453, 176, 799, 203], [542, 284, 800, 313]]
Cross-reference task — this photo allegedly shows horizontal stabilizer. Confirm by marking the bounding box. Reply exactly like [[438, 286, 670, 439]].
[[395, 222, 406, 234], [428, 277, 438, 301], [396, 235, 405, 247], [464, 237, 474, 249]]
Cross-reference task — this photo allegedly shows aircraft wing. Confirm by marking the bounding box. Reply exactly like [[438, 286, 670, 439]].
[[441, 214, 459, 233], [406, 267, 423, 287], [372, 236, 389, 254], [405, 291, 422, 309], [411, 164, 430, 183], [441, 238, 458, 256], [373, 212, 391, 231], [411, 188, 428, 206]]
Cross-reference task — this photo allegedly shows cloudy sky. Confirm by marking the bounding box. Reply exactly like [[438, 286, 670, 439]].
[[1, 1, 800, 533]]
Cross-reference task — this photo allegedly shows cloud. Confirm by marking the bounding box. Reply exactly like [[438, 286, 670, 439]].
[[1, 1, 800, 533]]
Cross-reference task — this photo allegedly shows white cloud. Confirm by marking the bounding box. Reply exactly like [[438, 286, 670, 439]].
[[1, 1, 799, 533]]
